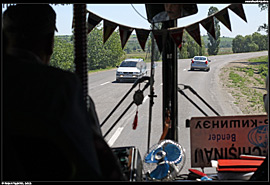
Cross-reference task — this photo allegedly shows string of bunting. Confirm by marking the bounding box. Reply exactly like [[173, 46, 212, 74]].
[[85, 4, 247, 53]]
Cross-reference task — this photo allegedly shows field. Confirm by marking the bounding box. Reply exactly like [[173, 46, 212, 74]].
[[125, 52, 151, 62], [124, 34, 234, 61], [219, 55, 268, 114], [217, 47, 233, 55], [125, 47, 233, 61]]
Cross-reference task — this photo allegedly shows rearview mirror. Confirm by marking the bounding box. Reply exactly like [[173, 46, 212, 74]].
[[145, 4, 198, 23]]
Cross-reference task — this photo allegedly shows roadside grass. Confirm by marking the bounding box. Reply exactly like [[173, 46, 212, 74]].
[[220, 55, 268, 114], [126, 52, 152, 63], [248, 56, 268, 78], [217, 47, 233, 55], [88, 66, 115, 74]]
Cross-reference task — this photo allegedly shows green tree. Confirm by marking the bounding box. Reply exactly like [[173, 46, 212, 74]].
[[258, 23, 268, 34], [179, 45, 188, 59], [232, 33, 268, 53], [125, 47, 131, 54], [87, 26, 125, 70], [252, 32, 268, 51], [261, 35, 268, 50], [232, 35, 244, 53], [50, 36, 75, 72], [50, 27, 126, 72], [246, 42, 259, 52], [179, 30, 205, 59], [207, 6, 220, 55], [243, 35, 254, 52], [258, 4, 268, 34]]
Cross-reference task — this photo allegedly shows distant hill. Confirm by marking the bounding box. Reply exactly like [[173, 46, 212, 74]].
[[124, 34, 233, 53], [202, 35, 233, 48]]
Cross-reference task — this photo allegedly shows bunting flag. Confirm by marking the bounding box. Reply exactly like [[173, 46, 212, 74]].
[[84, 4, 247, 52], [152, 30, 167, 53], [200, 16, 216, 40], [119, 25, 134, 49], [228, 4, 247, 23], [135, 29, 150, 51], [215, 8, 232, 31], [103, 20, 118, 44], [185, 23, 201, 47], [169, 27, 184, 49], [87, 11, 102, 33]]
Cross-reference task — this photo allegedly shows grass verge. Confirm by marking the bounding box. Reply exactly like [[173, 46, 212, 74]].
[[219, 55, 268, 114]]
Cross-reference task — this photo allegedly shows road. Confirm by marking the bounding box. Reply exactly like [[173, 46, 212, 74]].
[[88, 51, 267, 175]]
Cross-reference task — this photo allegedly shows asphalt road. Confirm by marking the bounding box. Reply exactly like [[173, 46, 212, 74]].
[[88, 51, 268, 175]]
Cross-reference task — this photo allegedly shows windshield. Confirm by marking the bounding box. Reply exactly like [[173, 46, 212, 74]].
[[194, 57, 206, 60], [120, 61, 138, 67]]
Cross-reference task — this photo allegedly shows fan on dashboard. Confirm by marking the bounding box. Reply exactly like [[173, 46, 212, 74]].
[[143, 140, 186, 181]]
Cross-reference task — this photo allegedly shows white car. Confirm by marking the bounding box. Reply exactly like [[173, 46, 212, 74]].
[[190, 56, 211, 72], [116, 58, 147, 82]]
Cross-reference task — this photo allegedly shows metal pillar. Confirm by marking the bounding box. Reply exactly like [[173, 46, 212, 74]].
[[162, 20, 178, 142], [73, 4, 89, 108]]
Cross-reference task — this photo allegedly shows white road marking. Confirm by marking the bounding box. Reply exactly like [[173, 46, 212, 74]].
[[100, 81, 110, 86], [106, 78, 164, 147], [107, 127, 124, 147], [183, 68, 187, 71], [143, 95, 149, 103]]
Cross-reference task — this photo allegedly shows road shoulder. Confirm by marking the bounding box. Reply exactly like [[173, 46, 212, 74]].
[[219, 56, 268, 115]]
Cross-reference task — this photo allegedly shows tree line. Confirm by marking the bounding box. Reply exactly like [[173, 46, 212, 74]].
[[50, 27, 267, 72], [232, 32, 268, 53], [232, 4, 268, 53], [50, 26, 125, 72]]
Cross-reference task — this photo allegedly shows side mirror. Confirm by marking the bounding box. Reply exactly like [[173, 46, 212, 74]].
[[116, 65, 119, 68]]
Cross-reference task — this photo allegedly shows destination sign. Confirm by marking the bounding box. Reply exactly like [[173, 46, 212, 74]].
[[189, 115, 268, 167]]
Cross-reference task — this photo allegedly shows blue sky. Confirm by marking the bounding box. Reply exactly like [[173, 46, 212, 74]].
[[2, 4, 268, 38]]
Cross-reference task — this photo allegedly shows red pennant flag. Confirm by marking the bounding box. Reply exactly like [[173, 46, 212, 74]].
[[152, 30, 167, 53], [87, 11, 102, 34], [200, 16, 216, 40], [228, 4, 247, 23], [119, 25, 134, 49], [103, 20, 118, 44], [215, 8, 232, 31], [169, 27, 184, 49], [135, 29, 150, 51], [132, 111, 138, 130], [185, 23, 201, 47]]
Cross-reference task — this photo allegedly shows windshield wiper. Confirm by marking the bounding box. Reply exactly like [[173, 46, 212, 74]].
[[101, 76, 150, 138]]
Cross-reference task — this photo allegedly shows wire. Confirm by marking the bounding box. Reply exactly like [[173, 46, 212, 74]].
[[130, 4, 162, 31], [130, 4, 148, 21]]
